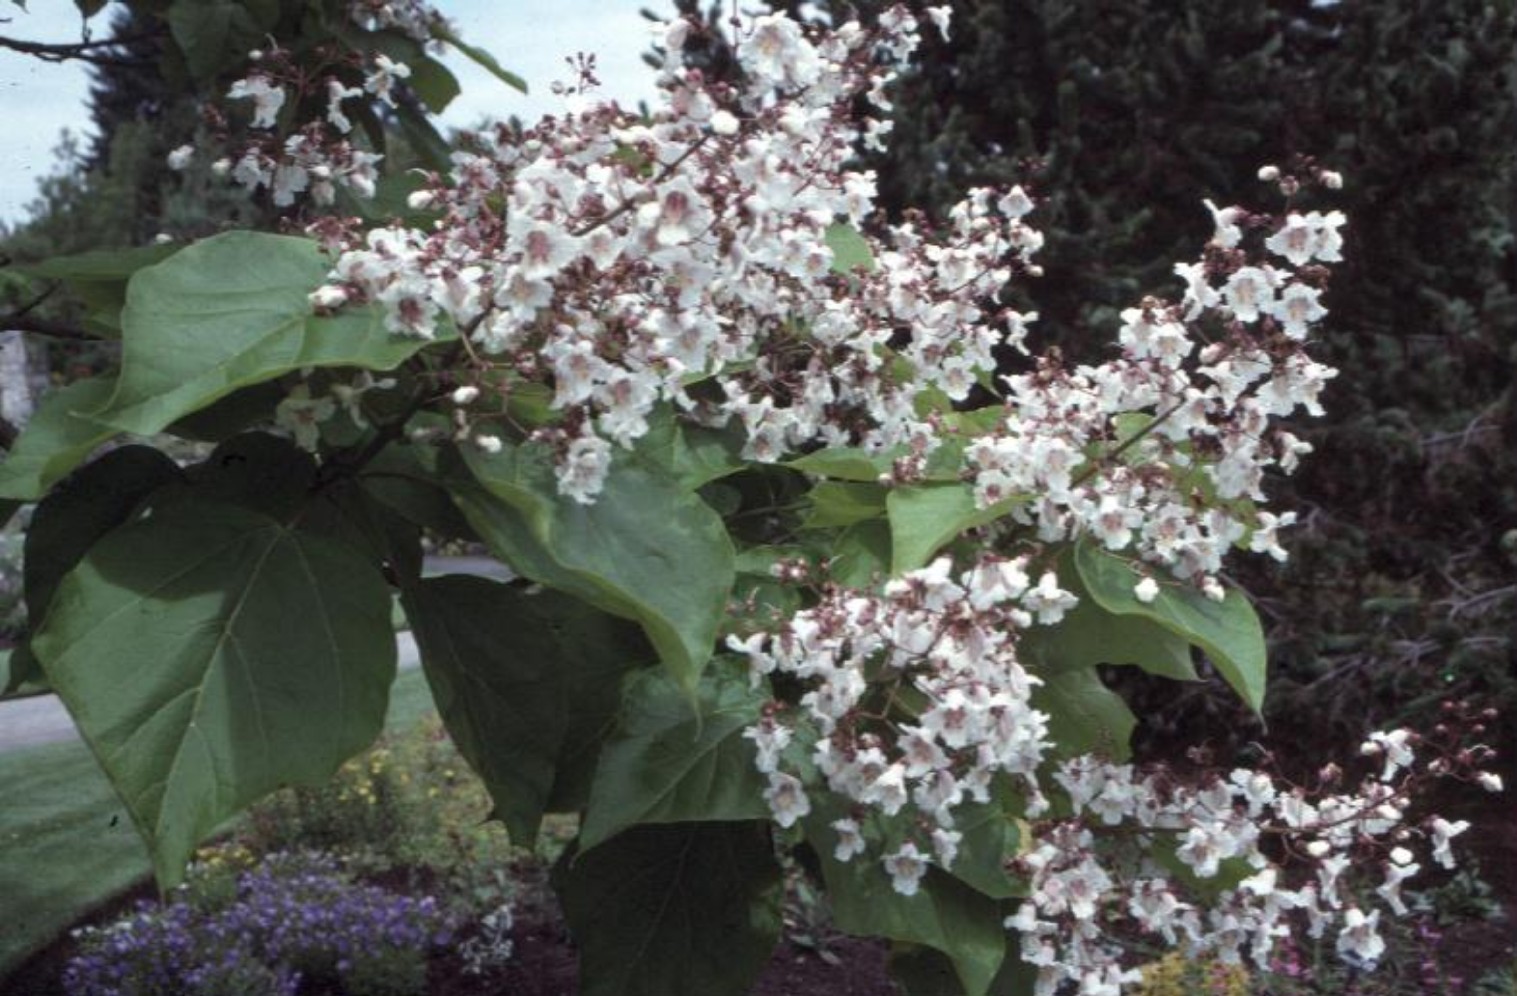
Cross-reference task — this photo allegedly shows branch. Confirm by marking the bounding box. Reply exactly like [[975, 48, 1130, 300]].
[[0, 314, 106, 343], [0, 31, 154, 66]]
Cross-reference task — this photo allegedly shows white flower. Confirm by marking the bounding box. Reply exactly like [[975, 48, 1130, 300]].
[[709, 109, 740, 136], [166, 145, 194, 170], [1223, 266, 1277, 323], [308, 285, 349, 310], [1264, 213, 1318, 267], [763, 772, 811, 827], [1133, 577, 1160, 604], [1267, 282, 1327, 340], [1023, 572, 1078, 625], [1203, 198, 1243, 249], [557, 433, 613, 504], [1428, 817, 1470, 869], [474, 434, 504, 454], [364, 53, 411, 107], [1477, 771, 1504, 793], [743, 721, 792, 774], [925, 5, 952, 39], [1360, 729, 1415, 782], [274, 384, 335, 451], [882, 842, 929, 896], [832, 818, 866, 862], [326, 78, 362, 133], [1335, 908, 1385, 967], [227, 75, 286, 129]]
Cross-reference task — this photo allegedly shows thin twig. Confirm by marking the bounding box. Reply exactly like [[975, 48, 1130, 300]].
[[0, 314, 104, 343]]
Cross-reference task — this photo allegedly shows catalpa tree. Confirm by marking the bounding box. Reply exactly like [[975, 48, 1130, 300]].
[[0, 2, 1501, 994]]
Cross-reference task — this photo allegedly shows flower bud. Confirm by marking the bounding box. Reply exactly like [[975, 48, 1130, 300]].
[[1257, 164, 1280, 181], [407, 189, 437, 210], [451, 385, 481, 405], [1477, 772, 1504, 793], [475, 434, 504, 454], [709, 110, 740, 136], [308, 285, 349, 310]]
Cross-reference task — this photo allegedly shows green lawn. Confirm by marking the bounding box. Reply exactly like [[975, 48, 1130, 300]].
[[0, 665, 437, 978]]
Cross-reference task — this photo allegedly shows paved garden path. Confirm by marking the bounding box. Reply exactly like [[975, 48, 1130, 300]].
[[0, 555, 509, 753]]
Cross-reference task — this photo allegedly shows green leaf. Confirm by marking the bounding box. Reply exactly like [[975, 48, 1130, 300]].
[[0, 647, 49, 700], [403, 576, 649, 846], [21, 244, 179, 335], [632, 406, 746, 489], [828, 519, 892, 588], [405, 54, 461, 114], [359, 445, 477, 541], [0, 377, 118, 501], [788, 447, 892, 482], [32, 498, 396, 886], [166, 0, 273, 81], [826, 221, 876, 274], [891, 932, 1039, 996], [1029, 664, 1137, 762], [580, 659, 769, 851], [1074, 543, 1267, 711], [948, 779, 1028, 900], [10, 446, 183, 694], [807, 815, 1007, 996], [452, 442, 734, 693], [1019, 565, 1197, 683], [553, 822, 781, 996], [802, 481, 888, 530], [887, 483, 1017, 575], [100, 232, 447, 436], [431, 20, 529, 94], [395, 105, 456, 172]]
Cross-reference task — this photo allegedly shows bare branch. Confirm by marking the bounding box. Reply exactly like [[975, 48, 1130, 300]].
[[0, 314, 105, 343], [0, 31, 154, 66]]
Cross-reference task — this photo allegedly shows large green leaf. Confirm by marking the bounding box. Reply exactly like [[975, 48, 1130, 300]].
[[0, 377, 118, 500], [947, 779, 1028, 901], [1029, 664, 1137, 762], [580, 659, 770, 851], [452, 442, 734, 692], [888, 483, 1017, 575], [100, 232, 446, 436], [806, 810, 1007, 996], [8, 446, 183, 695], [1074, 543, 1267, 711], [1018, 567, 1197, 683], [553, 822, 782, 996], [402, 575, 648, 846], [632, 406, 746, 490], [31, 498, 396, 886]]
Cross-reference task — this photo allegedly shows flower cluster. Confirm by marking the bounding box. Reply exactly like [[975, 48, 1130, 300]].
[[736, 548, 1500, 992], [732, 554, 1063, 854], [63, 850, 453, 996], [312, 6, 1053, 502], [211, 43, 396, 207]]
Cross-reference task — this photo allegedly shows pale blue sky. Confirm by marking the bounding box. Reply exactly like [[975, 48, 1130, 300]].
[[0, 0, 663, 223]]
